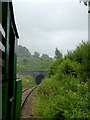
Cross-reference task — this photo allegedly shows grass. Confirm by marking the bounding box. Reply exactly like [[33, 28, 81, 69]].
[[17, 74, 36, 89]]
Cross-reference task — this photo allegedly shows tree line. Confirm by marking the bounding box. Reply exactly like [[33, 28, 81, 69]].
[[17, 45, 63, 60]]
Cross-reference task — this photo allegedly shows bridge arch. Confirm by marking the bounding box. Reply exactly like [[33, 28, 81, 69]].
[[20, 71, 48, 84], [35, 74, 45, 85]]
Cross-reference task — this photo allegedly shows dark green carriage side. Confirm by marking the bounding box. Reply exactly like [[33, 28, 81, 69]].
[[0, 2, 8, 119], [0, 1, 22, 119]]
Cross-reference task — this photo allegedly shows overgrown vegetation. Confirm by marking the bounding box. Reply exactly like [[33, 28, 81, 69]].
[[35, 41, 89, 118], [17, 45, 54, 72], [17, 45, 54, 89], [17, 74, 36, 89]]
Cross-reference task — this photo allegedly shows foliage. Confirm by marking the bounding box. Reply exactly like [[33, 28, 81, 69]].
[[17, 74, 36, 89], [35, 41, 89, 119], [33, 52, 40, 58], [47, 58, 63, 77], [17, 56, 54, 72], [17, 45, 54, 73], [41, 54, 50, 59], [65, 41, 89, 82], [54, 48, 63, 59], [79, 0, 89, 6], [17, 45, 31, 57]]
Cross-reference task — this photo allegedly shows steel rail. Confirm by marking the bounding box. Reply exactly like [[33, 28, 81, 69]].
[[22, 87, 30, 93], [21, 85, 39, 109]]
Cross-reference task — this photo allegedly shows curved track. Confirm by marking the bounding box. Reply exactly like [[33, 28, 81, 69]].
[[21, 85, 39, 109]]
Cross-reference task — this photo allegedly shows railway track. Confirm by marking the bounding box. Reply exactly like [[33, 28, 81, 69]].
[[21, 85, 39, 109], [22, 87, 30, 93]]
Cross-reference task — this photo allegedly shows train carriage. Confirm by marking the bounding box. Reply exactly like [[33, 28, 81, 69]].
[[0, 1, 22, 119]]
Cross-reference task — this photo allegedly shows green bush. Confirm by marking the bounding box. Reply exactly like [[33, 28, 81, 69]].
[[35, 75, 88, 118], [35, 41, 89, 119], [18, 75, 36, 89], [17, 52, 54, 72], [48, 59, 63, 77], [66, 41, 89, 82]]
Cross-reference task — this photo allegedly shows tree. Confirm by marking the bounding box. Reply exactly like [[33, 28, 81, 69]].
[[33, 52, 40, 58], [79, 0, 90, 12], [54, 48, 63, 59], [23, 58, 28, 64], [41, 54, 49, 59], [17, 45, 31, 57]]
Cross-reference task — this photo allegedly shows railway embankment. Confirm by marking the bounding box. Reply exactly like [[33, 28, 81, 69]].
[[21, 85, 40, 118]]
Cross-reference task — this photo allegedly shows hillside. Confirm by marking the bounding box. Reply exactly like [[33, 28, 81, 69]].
[[17, 45, 54, 73]]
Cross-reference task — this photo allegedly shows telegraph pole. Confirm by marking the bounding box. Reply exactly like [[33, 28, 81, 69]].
[[88, 1, 90, 65], [87, 1, 90, 112], [88, 1, 90, 13], [79, 0, 90, 43], [79, 0, 90, 83]]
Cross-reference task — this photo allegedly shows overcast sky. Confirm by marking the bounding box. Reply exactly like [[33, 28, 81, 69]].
[[12, 0, 88, 57]]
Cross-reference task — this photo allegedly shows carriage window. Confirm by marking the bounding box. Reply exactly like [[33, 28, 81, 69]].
[[8, 23, 15, 98], [0, 24, 6, 84]]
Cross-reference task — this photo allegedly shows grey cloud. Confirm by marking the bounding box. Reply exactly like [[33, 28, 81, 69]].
[[13, 1, 88, 57]]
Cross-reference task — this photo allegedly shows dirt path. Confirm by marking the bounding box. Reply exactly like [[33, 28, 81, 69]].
[[21, 89, 37, 118]]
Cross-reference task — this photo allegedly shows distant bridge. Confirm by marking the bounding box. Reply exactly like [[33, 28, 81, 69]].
[[20, 71, 48, 84]]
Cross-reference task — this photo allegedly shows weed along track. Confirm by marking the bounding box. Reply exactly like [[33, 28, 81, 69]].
[[21, 85, 40, 118]]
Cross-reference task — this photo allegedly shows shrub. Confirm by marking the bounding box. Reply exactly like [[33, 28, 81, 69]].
[[17, 75, 36, 89], [35, 41, 89, 118], [35, 75, 88, 118]]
